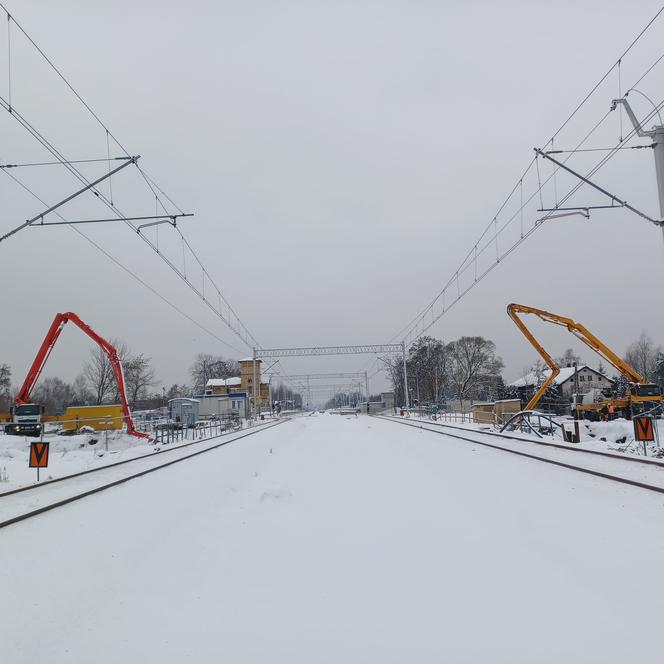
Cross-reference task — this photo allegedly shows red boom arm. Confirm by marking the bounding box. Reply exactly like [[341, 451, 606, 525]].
[[17, 312, 151, 441]]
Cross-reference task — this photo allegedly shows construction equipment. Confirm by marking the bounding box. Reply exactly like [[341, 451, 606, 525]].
[[3, 403, 45, 436], [6, 312, 150, 440], [507, 303, 664, 418]]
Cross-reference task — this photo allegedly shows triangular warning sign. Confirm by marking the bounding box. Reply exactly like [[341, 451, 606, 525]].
[[634, 417, 655, 442], [29, 442, 50, 468]]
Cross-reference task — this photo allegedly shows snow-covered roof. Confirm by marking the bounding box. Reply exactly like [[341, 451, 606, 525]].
[[239, 358, 261, 363], [509, 365, 612, 388], [206, 377, 241, 387]]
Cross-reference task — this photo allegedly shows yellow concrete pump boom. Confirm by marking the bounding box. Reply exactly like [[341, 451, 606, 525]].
[[507, 303, 646, 411]]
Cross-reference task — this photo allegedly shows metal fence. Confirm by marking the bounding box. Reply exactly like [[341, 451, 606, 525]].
[[1, 412, 258, 445], [151, 416, 243, 445]]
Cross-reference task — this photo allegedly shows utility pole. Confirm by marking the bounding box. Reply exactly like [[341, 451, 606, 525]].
[[402, 340, 410, 409], [365, 371, 369, 405], [573, 361, 581, 443], [252, 348, 258, 418], [573, 361, 580, 417], [611, 97, 664, 242]]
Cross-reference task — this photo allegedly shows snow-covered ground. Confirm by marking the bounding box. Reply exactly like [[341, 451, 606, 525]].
[[0, 418, 274, 491], [406, 411, 664, 456], [0, 429, 153, 489], [3, 413, 664, 663]]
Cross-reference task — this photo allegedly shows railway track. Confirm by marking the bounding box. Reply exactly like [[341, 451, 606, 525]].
[[0, 418, 288, 530], [374, 415, 664, 495], [0, 420, 275, 499]]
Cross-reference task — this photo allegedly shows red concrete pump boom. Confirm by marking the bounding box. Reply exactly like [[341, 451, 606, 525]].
[[16, 312, 151, 441]]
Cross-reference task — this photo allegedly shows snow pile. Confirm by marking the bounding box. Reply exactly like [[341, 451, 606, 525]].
[[0, 429, 152, 489], [576, 418, 664, 455]]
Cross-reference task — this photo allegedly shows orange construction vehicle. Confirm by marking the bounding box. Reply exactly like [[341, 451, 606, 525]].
[[3, 312, 150, 440], [507, 303, 664, 419]]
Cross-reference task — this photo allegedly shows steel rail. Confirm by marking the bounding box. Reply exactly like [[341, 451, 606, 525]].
[[0, 419, 282, 499], [377, 415, 664, 467], [374, 416, 664, 494], [0, 419, 287, 529]]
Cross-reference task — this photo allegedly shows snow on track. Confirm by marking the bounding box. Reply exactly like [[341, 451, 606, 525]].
[[2, 413, 664, 663], [0, 419, 286, 528], [378, 415, 664, 492]]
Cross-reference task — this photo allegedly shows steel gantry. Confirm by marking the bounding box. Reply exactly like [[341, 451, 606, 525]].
[[272, 372, 367, 381], [269, 372, 370, 404], [253, 343, 409, 413], [256, 344, 404, 358]]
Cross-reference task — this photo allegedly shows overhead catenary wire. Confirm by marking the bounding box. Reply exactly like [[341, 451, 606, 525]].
[[6, 10, 10, 113], [0, 4, 261, 352], [1, 166, 247, 356], [0, 94, 260, 349], [0, 2, 131, 157], [392, 15, 664, 350], [366, 96, 661, 386], [544, 4, 664, 149]]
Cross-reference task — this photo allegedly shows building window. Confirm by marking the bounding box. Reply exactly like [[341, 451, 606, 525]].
[[579, 375, 585, 382]]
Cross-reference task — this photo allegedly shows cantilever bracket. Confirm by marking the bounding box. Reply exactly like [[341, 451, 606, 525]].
[[137, 216, 183, 233], [534, 148, 664, 227], [31, 213, 194, 228], [536, 210, 590, 223], [610, 97, 656, 138], [0, 156, 140, 244], [538, 204, 623, 212]]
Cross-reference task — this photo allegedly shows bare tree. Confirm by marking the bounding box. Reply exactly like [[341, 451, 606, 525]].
[[166, 384, 191, 400], [0, 363, 11, 411], [190, 353, 239, 394], [271, 383, 302, 409], [656, 352, 664, 390], [531, 359, 547, 386], [448, 336, 504, 402], [556, 348, 581, 367], [123, 354, 158, 407], [72, 374, 93, 405], [83, 339, 129, 404], [407, 336, 450, 403], [383, 355, 406, 406], [625, 331, 661, 381], [31, 377, 74, 415]]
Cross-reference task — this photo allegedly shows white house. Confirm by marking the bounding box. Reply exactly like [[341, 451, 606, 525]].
[[510, 365, 613, 399]]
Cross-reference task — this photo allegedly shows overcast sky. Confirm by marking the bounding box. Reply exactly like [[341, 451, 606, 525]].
[[2, 0, 664, 403]]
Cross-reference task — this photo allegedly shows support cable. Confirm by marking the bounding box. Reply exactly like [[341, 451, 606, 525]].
[[392, 57, 663, 347], [0, 5, 261, 351], [0, 93, 260, 350], [1, 168, 246, 355], [6, 10, 10, 113], [545, 5, 664, 147]]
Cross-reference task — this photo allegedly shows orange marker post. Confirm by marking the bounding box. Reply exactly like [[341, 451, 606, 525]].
[[634, 417, 655, 442], [29, 442, 49, 482]]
